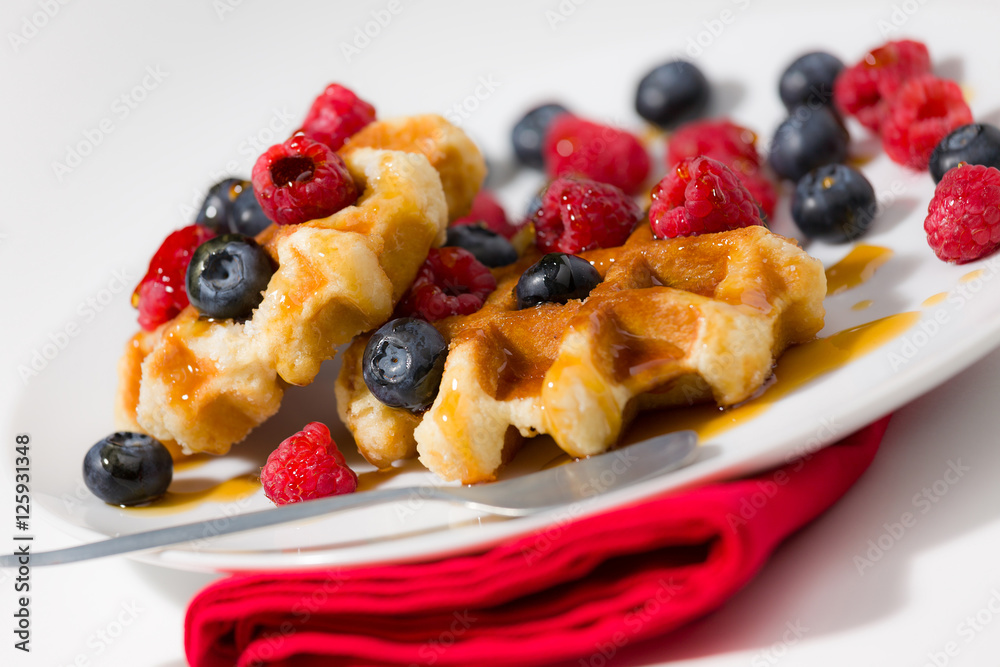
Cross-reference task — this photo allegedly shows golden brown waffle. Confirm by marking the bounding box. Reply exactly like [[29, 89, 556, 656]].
[[336, 225, 827, 482], [116, 117, 485, 455]]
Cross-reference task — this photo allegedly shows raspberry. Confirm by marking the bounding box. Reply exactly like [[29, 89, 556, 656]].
[[451, 189, 521, 239], [881, 75, 973, 170], [299, 83, 376, 152], [252, 135, 358, 226], [132, 224, 216, 331], [834, 39, 931, 132], [649, 156, 764, 238], [260, 422, 357, 506], [543, 115, 650, 195], [396, 247, 497, 321], [665, 119, 777, 218], [924, 164, 1000, 263], [533, 177, 642, 254]]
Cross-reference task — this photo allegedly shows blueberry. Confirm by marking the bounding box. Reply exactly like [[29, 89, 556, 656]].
[[445, 224, 518, 267], [230, 187, 272, 236], [186, 234, 274, 320], [362, 318, 448, 411], [929, 123, 1000, 183], [512, 103, 570, 168], [634, 60, 710, 129], [515, 253, 601, 309], [196, 179, 250, 234], [778, 51, 844, 111], [768, 105, 849, 182], [83, 432, 172, 506], [791, 164, 877, 243]]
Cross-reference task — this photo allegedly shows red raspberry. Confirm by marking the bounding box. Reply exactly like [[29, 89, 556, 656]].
[[252, 135, 358, 226], [881, 75, 973, 170], [132, 224, 216, 331], [924, 164, 1000, 263], [299, 83, 376, 151], [665, 119, 777, 218], [260, 422, 357, 506], [543, 115, 650, 195], [451, 190, 521, 239], [649, 156, 764, 238], [533, 177, 642, 254], [396, 247, 497, 321], [834, 39, 931, 132]]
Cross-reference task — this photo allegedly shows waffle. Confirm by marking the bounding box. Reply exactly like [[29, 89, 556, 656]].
[[336, 224, 827, 482], [116, 117, 485, 455]]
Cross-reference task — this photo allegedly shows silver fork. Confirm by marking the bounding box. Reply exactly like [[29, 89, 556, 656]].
[[2, 430, 697, 567]]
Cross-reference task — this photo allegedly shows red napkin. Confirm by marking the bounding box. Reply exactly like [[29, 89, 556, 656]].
[[186, 417, 889, 667]]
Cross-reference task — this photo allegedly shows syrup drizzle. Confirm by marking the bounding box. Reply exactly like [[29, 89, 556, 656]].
[[825, 245, 894, 295], [124, 474, 259, 516], [923, 292, 948, 307]]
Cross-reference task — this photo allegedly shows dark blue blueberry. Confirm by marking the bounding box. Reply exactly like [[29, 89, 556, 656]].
[[83, 432, 172, 506], [791, 164, 877, 243], [445, 224, 518, 267], [929, 123, 1000, 183], [515, 253, 601, 309], [230, 187, 272, 236], [186, 234, 274, 320], [362, 318, 448, 411], [196, 179, 250, 233], [779, 51, 844, 111], [767, 105, 849, 182], [511, 103, 570, 168], [634, 60, 710, 129]]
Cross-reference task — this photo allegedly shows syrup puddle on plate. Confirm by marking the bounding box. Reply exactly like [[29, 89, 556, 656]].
[[825, 245, 894, 295], [923, 292, 948, 307], [961, 269, 986, 283], [124, 474, 259, 516]]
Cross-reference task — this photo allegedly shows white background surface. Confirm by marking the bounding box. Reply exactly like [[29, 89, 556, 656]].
[[3, 0, 1000, 665]]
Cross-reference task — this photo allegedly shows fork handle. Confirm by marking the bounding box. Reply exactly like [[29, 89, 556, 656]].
[[2, 485, 433, 567]]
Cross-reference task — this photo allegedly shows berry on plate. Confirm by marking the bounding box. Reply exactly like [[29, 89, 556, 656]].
[[666, 118, 777, 218], [924, 163, 1000, 263], [299, 83, 376, 152], [260, 422, 357, 506], [779, 51, 844, 111], [929, 123, 1000, 183], [881, 75, 972, 170], [543, 115, 650, 195], [634, 60, 710, 129], [362, 318, 448, 411], [511, 102, 570, 168], [196, 178, 250, 233], [229, 185, 273, 236], [445, 224, 518, 268], [767, 104, 849, 182], [132, 224, 217, 331], [833, 38, 931, 132], [83, 432, 173, 506], [649, 156, 763, 238], [251, 134, 358, 226], [450, 189, 520, 239], [395, 247, 497, 321], [515, 253, 602, 309], [186, 234, 275, 320], [533, 177, 642, 254], [791, 164, 877, 243]]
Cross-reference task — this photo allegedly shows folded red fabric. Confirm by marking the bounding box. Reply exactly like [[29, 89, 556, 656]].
[[186, 417, 889, 667]]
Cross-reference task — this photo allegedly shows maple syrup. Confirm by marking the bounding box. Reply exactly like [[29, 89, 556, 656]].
[[825, 245, 894, 295]]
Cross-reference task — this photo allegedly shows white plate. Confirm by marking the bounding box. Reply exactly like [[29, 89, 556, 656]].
[[9, 5, 1000, 572]]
